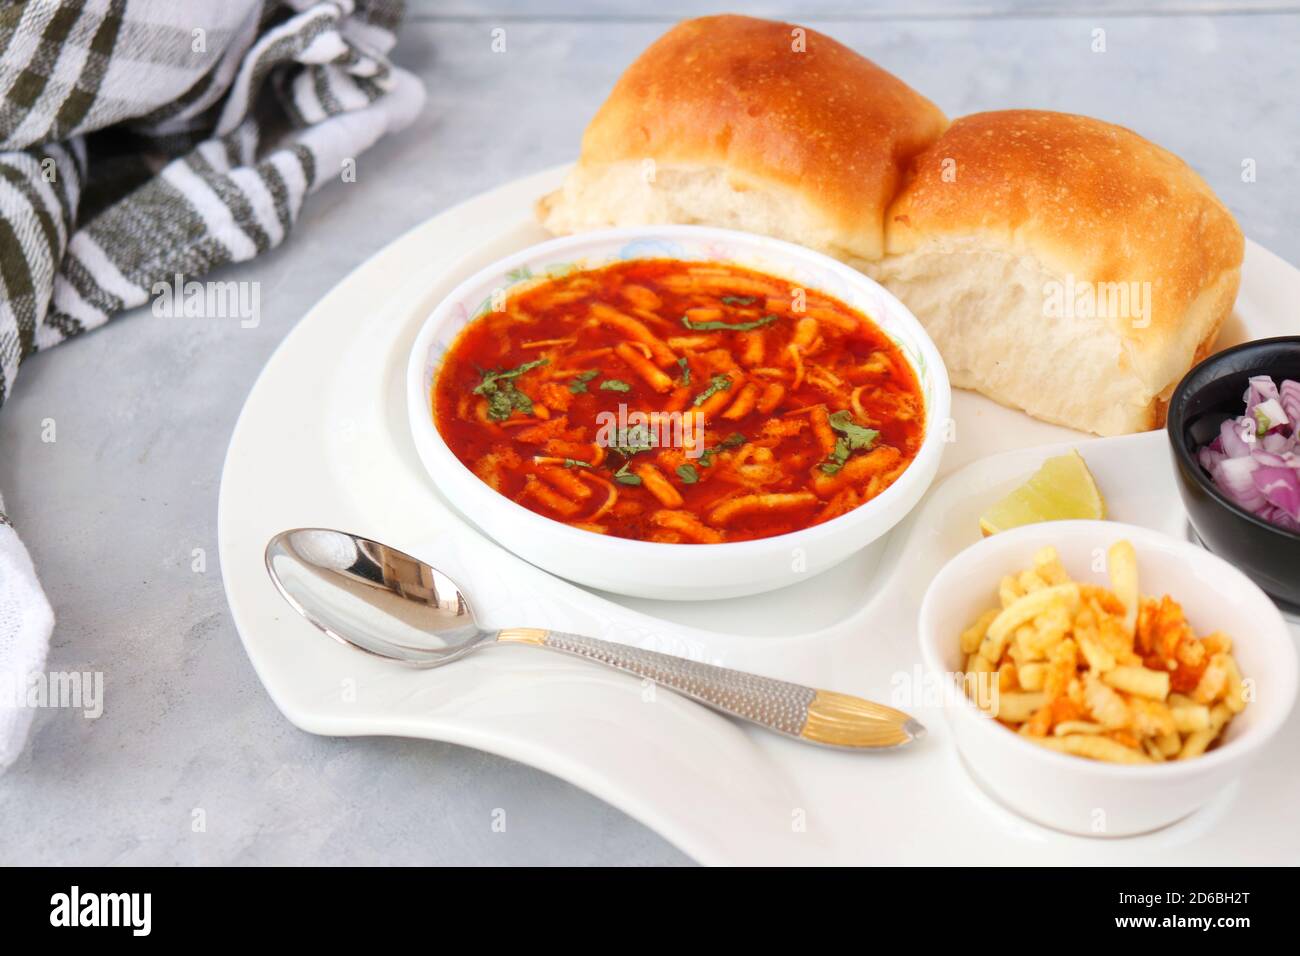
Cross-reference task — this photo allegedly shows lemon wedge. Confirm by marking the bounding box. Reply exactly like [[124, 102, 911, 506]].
[[978, 450, 1106, 536]]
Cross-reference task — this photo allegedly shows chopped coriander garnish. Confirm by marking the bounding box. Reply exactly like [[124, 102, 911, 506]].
[[599, 379, 631, 392], [613, 461, 642, 486], [820, 439, 851, 475], [676, 463, 699, 484], [605, 423, 655, 484], [473, 358, 548, 394], [567, 369, 599, 394], [819, 411, 879, 474], [472, 358, 548, 421], [612, 424, 655, 458], [676, 357, 691, 386], [720, 295, 757, 306], [828, 410, 879, 449], [484, 389, 522, 421], [681, 313, 780, 333], [692, 373, 733, 407], [697, 432, 745, 468]]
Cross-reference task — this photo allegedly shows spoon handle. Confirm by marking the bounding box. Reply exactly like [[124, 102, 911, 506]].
[[496, 628, 922, 750]]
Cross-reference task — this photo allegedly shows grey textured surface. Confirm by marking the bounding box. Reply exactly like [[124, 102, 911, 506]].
[[1, 1, 1297, 866]]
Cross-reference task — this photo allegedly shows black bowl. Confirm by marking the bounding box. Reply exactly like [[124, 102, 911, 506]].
[[1166, 336, 1300, 606]]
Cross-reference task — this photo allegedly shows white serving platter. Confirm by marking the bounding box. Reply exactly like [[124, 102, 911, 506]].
[[218, 165, 1300, 865]]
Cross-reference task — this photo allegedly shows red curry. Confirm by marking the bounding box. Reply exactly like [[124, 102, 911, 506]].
[[433, 259, 924, 543]]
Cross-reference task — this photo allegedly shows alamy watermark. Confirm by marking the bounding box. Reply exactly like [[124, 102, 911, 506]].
[[1043, 274, 1151, 328], [1, 670, 103, 718], [594, 405, 705, 458], [151, 273, 260, 328], [890, 665, 1000, 718], [50, 886, 150, 936]]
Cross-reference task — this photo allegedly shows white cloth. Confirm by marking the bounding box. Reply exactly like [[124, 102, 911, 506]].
[[0, 495, 55, 769]]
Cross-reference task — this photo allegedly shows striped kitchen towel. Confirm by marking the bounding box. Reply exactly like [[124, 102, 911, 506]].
[[0, 0, 424, 769]]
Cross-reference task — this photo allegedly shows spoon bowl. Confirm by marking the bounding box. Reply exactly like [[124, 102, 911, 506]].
[[265, 528, 490, 666]]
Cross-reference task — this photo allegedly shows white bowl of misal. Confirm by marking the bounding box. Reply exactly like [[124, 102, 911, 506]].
[[407, 226, 950, 600], [918, 520, 1297, 836]]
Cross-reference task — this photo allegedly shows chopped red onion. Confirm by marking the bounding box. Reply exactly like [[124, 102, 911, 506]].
[[1282, 379, 1300, 426], [1245, 375, 1280, 411], [1262, 431, 1292, 454], [1262, 505, 1300, 532], [1254, 466, 1300, 519], [1198, 374, 1300, 532], [1212, 456, 1265, 512], [1219, 417, 1253, 458]]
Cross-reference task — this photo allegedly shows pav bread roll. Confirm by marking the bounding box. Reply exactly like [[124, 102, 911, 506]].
[[873, 110, 1243, 436], [537, 14, 948, 262], [538, 16, 1245, 436]]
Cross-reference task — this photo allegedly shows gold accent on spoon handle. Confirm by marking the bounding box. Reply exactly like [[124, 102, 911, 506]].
[[494, 628, 923, 750], [496, 627, 548, 646], [800, 690, 925, 749]]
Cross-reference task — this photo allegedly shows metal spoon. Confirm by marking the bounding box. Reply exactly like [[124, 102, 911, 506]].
[[264, 528, 924, 750]]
